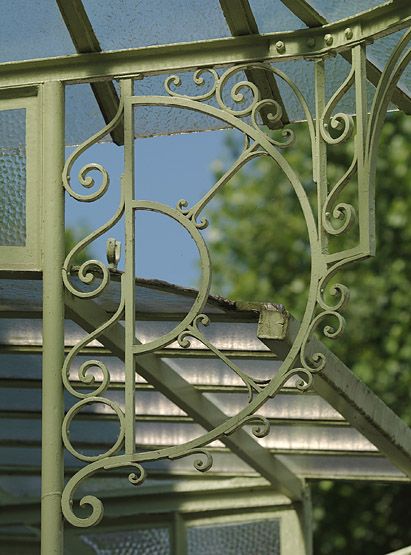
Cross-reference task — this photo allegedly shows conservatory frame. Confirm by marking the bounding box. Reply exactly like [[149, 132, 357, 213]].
[[0, 1, 411, 554]]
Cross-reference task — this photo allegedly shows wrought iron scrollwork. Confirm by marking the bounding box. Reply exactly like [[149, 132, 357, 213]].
[[61, 28, 410, 528]]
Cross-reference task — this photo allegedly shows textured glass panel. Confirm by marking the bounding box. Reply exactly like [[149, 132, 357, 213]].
[[0, 109, 26, 246], [82, 527, 170, 555], [188, 519, 280, 555], [368, 31, 411, 96], [0, 0, 75, 63], [82, 0, 230, 51], [249, 0, 307, 33], [134, 105, 228, 138], [66, 84, 110, 147], [308, 0, 386, 21], [271, 59, 314, 122], [133, 68, 252, 136]]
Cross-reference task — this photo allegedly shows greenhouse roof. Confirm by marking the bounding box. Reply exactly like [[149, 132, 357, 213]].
[[0, 1, 410, 145], [1, 276, 410, 499]]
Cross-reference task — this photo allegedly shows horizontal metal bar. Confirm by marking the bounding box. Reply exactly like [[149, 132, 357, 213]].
[[0, 2, 409, 89]]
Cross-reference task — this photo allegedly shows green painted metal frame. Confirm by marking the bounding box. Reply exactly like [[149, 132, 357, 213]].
[[0, 88, 42, 271], [1, 478, 312, 555], [58, 22, 411, 544], [0, 1, 409, 93], [0, 2, 409, 554]]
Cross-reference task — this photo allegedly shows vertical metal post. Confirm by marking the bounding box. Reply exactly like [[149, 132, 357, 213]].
[[122, 78, 136, 455], [353, 43, 375, 256], [173, 513, 188, 555], [41, 81, 65, 555], [314, 59, 328, 255]]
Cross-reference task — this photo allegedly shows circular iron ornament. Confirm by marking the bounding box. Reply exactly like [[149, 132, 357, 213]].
[[62, 397, 125, 463], [131, 200, 212, 355]]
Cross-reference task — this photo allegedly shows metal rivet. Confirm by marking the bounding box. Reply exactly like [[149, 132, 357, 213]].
[[276, 40, 285, 53], [324, 34, 333, 46], [344, 28, 353, 40], [307, 37, 316, 48]]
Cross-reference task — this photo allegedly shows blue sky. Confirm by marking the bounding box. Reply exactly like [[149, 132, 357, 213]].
[[65, 130, 228, 288]]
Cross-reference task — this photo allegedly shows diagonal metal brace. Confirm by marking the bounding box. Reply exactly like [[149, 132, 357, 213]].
[[57, 0, 124, 145], [220, 0, 290, 127], [65, 292, 306, 501], [257, 305, 411, 479]]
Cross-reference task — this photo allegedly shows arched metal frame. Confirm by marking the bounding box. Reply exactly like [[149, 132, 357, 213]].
[[0, 4, 409, 554], [59, 24, 411, 529]]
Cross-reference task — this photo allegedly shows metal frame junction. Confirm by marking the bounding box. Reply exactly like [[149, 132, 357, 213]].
[[0, 1, 410, 554]]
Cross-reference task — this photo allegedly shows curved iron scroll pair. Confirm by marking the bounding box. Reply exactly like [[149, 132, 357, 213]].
[[61, 31, 411, 527]]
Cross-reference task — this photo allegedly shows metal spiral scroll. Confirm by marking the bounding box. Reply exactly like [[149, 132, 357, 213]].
[[60, 36, 409, 526], [62, 97, 125, 299]]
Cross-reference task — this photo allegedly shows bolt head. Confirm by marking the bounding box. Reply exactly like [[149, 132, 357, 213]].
[[344, 27, 353, 40], [276, 40, 285, 53], [307, 37, 316, 48], [324, 34, 333, 46]]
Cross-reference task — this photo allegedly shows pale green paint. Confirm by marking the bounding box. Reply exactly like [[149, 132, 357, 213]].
[[0, 1, 409, 98], [64, 291, 306, 501], [40, 81, 65, 554], [0, 2, 409, 553]]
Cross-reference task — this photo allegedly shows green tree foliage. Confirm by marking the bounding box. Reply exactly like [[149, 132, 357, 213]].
[[208, 113, 411, 554]]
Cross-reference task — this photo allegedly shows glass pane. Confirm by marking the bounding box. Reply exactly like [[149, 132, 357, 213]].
[[81, 527, 171, 555], [308, 0, 386, 21], [82, 0, 231, 51], [249, 0, 307, 33], [188, 519, 280, 555], [66, 84, 110, 147], [368, 31, 411, 97], [0, 0, 75, 63], [0, 109, 26, 246]]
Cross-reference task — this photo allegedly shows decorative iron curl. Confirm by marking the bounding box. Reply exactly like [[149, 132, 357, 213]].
[[320, 65, 355, 145], [165, 68, 218, 101], [63, 96, 124, 202], [322, 152, 357, 236], [163, 62, 316, 166], [178, 313, 268, 401], [251, 99, 295, 148], [62, 460, 146, 528], [317, 275, 350, 313], [62, 397, 125, 463], [62, 281, 125, 399], [225, 414, 270, 439], [127, 463, 146, 486], [174, 448, 214, 473], [176, 198, 208, 229], [300, 310, 346, 373], [62, 194, 125, 298]]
